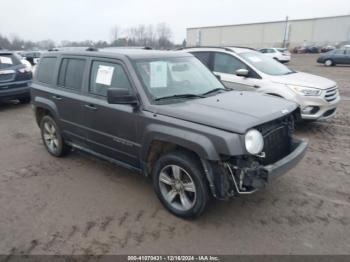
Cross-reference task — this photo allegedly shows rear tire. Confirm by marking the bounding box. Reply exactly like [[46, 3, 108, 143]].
[[40, 115, 71, 157], [152, 150, 209, 218]]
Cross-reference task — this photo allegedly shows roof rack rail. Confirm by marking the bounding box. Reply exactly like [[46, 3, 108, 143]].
[[178, 45, 256, 52], [103, 46, 153, 50], [177, 46, 233, 52], [227, 46, 256, 50]]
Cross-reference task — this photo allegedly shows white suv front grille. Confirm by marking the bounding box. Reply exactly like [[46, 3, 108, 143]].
[[325, 86, 338, 102]]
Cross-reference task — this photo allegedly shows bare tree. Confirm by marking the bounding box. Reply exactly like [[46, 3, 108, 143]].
[[156, 23, 173, 49], [110, 26, 120, 43]]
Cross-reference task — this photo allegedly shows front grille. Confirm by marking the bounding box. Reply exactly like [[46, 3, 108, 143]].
[[256, 115, 293, 165], [325, 86, 338, 102], [262, 125, 291, 165], [0, 72, 15, 83]]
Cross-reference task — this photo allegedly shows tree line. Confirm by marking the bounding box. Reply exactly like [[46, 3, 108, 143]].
[[0, 23, 185, 51]]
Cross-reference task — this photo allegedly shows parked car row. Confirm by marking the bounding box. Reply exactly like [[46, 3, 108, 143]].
[[292, 44, 350, 54], [0, 46, 342, 218]]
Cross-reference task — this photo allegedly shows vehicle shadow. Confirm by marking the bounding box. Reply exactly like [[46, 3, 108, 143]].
[[0, 100, 29, 112]]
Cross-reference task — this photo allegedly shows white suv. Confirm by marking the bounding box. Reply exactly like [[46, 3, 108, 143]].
[[259, 48, 291, 63], [182, 47, 340, 121]]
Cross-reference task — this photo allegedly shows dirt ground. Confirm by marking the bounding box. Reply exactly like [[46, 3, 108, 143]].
[[0, 54, 349, 255]]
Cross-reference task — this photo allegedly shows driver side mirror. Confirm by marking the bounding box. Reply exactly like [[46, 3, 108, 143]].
[[107, 88, 139, 106], [235, 68, 249, 77]]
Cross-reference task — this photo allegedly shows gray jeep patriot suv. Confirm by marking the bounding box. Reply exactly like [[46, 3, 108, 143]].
[[31, 49, 308, 218]]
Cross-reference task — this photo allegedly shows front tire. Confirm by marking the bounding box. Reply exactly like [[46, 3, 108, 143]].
[[153, 151, 209, 218], [40, 115, 71, 157]]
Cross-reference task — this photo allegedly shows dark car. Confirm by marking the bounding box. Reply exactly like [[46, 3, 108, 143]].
[[31, 49, 307, 218], [317, 49, 350, 66], [320, 45, 335, 53], [0, 51, 32, 103]]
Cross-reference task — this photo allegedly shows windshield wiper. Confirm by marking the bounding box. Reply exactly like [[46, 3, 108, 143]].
[[201, 88, 227, 96], [155, 93, 205, 101]]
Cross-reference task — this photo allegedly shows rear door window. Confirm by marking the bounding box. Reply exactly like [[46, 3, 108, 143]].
[[36, 57, 57, 84], [89, 61, 132, 97], [58, 58, 86, 91], [0, 54, 21, 69], [334, 50, 345, 55]]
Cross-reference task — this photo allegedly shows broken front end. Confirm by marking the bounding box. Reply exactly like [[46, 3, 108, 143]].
[[203, 113, 308, 199]]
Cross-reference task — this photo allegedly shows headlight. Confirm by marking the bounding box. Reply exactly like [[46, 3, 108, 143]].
[[287, 85, 321, 96], [245, 129, 264, 155]]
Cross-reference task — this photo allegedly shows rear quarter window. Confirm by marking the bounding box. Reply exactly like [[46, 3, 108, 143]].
[[36, 57, 57, 84], [57, 58, 86, 91]]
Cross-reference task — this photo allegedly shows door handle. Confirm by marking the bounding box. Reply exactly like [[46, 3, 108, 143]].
[[84, 104, 98, 110], [52, 95, 62, 100]]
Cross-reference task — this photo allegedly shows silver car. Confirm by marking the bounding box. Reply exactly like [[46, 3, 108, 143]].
[[183, 47, 340, 121]]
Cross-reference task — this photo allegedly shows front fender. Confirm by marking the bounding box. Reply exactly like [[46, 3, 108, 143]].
[[140, 124, 220, 162]]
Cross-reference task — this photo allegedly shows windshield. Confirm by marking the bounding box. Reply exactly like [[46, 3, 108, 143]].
[[133, 56, 225, 102], [240, 51, 294, 76]]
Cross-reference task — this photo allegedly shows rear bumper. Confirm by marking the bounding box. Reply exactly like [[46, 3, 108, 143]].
[[0, 81, 31, 101], [264, 139, 308, 181]]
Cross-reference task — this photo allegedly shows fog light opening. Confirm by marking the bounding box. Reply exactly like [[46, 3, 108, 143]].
[[302, 106, 319, 115]]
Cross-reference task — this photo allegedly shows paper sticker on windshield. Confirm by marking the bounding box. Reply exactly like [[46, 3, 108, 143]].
[[96, 65, 114, 86], [247, 56, 262, 63], [0, 56, 13, 64], [150, 62, 167, 88]]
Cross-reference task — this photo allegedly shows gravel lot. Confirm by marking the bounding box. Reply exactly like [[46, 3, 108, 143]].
[[0, 54, 349, 255]]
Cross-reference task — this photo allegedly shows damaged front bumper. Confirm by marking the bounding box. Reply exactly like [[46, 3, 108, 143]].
[[203, 138, 308, 199], [226, 138, 308, 195], [264, 139, 308, 181]]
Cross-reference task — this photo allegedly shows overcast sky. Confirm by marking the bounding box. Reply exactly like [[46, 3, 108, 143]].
[[0, 0, 349, 44]]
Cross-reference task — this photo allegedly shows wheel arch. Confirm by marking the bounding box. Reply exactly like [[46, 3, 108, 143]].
[[33, 97, 59, 127]]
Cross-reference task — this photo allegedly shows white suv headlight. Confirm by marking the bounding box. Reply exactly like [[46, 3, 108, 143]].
[[245, 129, 264, 155], [287, 85, 321, 96]]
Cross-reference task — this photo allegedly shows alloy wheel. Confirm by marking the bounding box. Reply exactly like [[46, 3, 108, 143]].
[[43, 121, 59, 153], [158, 164, 197, 211], [325, 60, 332, 66]]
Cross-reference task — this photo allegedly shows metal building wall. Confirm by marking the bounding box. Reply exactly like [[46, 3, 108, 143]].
[[186, 15, 350, 48]]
